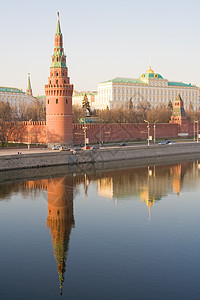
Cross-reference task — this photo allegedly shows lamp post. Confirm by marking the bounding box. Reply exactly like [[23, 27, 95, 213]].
[[153, 120, 158, 144], [28, 119, 32, 150], [83, 121, 87, 150], [194, 121, 199, 143], [144, 120, 150, 146]]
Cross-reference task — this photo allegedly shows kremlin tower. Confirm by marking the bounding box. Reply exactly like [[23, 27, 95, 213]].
[[26, 73, 33, 96], [45, 12, 73, 146]]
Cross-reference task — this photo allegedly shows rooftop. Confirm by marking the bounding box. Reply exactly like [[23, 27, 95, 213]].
[[0, 87, 24, 94]]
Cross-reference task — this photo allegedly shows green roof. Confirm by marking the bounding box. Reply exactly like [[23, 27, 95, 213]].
[[168, 81, 196, 87], [0, 87, 24, 94], [102, 78, 147, 84], [139, 73, 163, 79], [56, 13, 62, 35]]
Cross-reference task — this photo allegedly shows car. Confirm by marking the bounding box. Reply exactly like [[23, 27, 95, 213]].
[[158, 140, 175, 145], [92, 146, 99, 149], [52, 145, 61, 150], [120, 143, 127, 146], [82, 145, 92, 150], [59, 146, 70, 151]]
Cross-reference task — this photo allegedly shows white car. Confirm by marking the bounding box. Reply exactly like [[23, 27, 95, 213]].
[[52, 145, 61, 150]]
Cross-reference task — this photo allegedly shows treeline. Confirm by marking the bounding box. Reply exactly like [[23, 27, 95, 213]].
[[0, 100, 45, 122], [73, 101, 200, 124]]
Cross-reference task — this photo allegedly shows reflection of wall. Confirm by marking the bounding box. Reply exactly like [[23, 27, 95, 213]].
[[46, 176, 74, 295]]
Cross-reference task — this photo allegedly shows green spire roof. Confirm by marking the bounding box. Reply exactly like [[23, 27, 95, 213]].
[[172, 93, 186, 117], [51, 12, 67, 68], [27, 73, 31, 90], [56, 12, 61, 35]]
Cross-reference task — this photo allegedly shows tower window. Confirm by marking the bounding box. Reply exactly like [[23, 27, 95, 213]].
[[56, 99, 58, 104], [56, 80, 58, 85], [66, 99, 68, 104], [57, 210, 60, 215], [56, 72, 58, 76], [47, 100, 49, 104], [49, 210, 51, 215]]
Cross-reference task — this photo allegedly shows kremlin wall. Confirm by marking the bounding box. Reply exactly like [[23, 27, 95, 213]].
[[1, 14, 199, 147]]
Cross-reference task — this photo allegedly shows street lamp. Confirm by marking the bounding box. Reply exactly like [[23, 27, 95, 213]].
[[28, 119, 32, 150], [153, 120, 158, 144], [144, 120, 150, 146], [194, 121, 199, 143], [83, 121, 87, 150]]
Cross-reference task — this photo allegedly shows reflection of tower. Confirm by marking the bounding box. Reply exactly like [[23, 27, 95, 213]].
[[45, 12, 73, 145], [46, 176, 74, 295]]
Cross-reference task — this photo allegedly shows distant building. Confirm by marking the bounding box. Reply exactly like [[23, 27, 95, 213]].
[[72, 91, 98, 110], [0, 86, 35, 115], [97, 66, 200, 110], [0, 74, 45, 116]]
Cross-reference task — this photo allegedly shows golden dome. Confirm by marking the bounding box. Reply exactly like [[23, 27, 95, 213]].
[[146, 66, 154, 74]]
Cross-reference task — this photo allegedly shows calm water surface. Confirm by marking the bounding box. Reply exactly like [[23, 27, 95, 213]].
[[0, 161, 200, 300]]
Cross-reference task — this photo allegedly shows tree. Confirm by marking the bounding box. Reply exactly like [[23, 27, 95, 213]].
[[82, 93, 91, 114], [128, 98, 133, 110], [189, 101, 194, 111], [168, 100, 173, 112], [0, 102, 12, 147]]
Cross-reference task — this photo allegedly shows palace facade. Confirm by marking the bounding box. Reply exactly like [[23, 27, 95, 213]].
[[97, 66, 200, 110], [0, 74, 35, 115]]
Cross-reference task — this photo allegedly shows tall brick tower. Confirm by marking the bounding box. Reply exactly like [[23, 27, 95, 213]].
[[45, 12, 73, 146]]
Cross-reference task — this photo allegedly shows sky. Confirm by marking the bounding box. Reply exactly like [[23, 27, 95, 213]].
[[1, 0, 200, 96]]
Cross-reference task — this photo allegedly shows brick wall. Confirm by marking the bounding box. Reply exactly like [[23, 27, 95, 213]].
[[73, 123, 179, 145], [3, 121, 198, 145]]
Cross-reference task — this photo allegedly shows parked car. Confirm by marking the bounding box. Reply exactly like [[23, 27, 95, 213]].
[[158, 140, 175, 145], [52, 145, 61, 150], [59, 146, 70, 151], [92, 146, 99, 149], [82, 145, 92, 150], [120, 143, 127, 146]]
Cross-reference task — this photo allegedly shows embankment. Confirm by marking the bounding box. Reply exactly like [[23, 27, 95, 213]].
[[0, 143, 200, 173]]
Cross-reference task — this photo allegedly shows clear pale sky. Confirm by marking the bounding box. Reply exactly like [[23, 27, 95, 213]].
[[1, 0, 200, 95]]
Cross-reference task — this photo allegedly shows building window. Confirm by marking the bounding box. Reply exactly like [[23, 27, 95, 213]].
[[66, 99, 68, 104], [47, 100, 49, 104], [56, 99, 58, 104], [56, 80, 58, 85]]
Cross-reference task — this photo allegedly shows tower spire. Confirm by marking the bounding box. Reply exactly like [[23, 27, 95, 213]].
[[56, 11, 61, 35], [26, 73, 33, 96]]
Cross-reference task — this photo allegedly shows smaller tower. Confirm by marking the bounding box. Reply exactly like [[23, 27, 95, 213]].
[[170, 93, 188, 125], [26, 73, 33, 96]]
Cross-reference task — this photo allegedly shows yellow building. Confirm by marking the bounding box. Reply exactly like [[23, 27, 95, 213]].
[[97, 66, 199, 110]]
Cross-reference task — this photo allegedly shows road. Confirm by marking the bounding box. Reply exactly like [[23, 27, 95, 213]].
[[0, 141, 198, 156]]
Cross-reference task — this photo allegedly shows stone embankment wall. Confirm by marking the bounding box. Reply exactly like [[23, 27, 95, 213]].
[[0, 143, 200, 171]]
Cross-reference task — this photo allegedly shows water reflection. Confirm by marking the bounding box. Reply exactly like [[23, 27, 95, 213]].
[[0, 160, 200, 297]]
